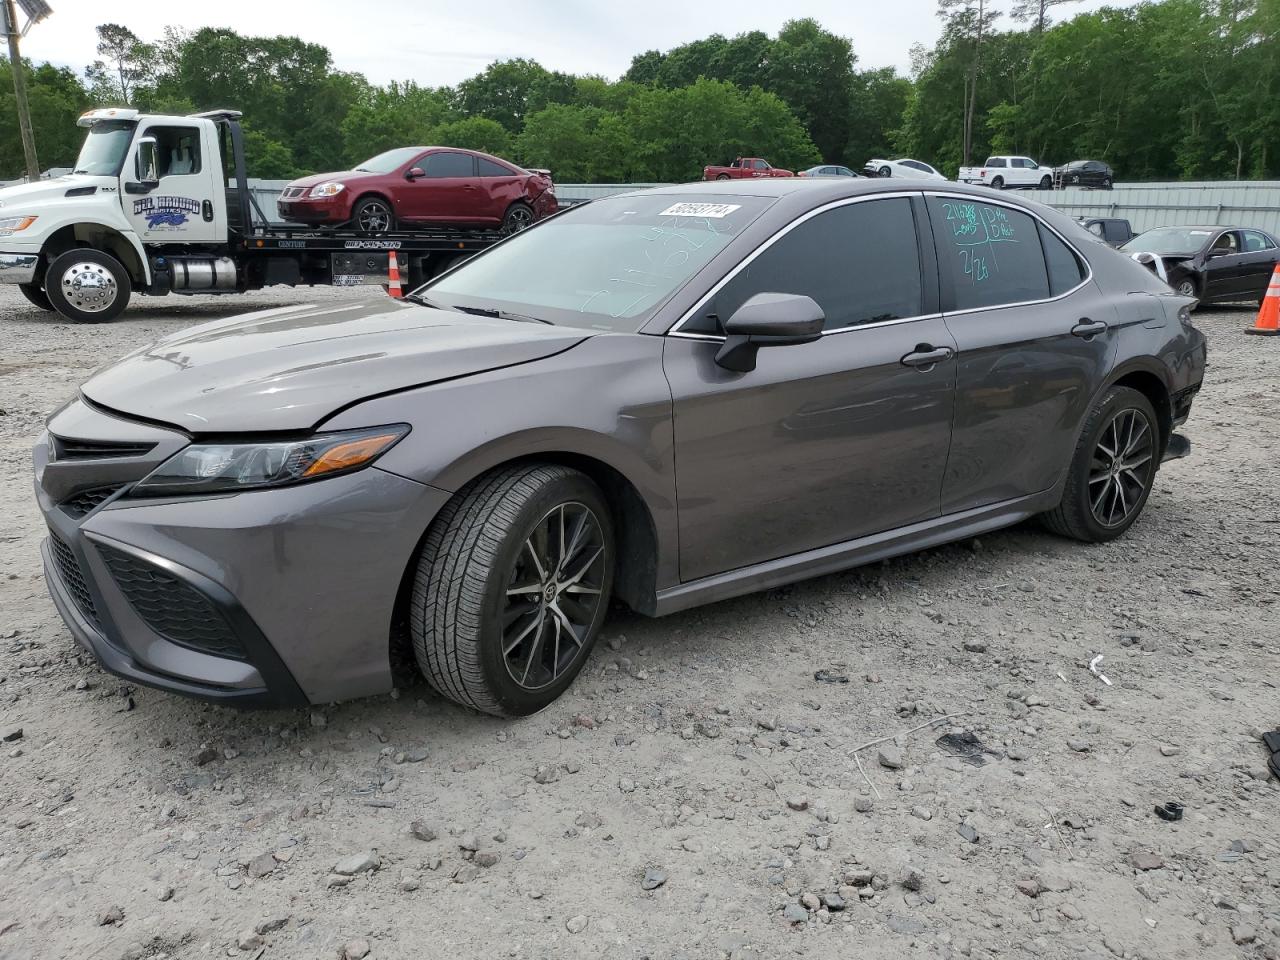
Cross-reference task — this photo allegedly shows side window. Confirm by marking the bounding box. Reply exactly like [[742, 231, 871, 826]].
[[1039, 223, 1086, 295], [1103, 221, 1130, 243], [477, 157, 514, 177], [423, 152, 475, 178], [903, 160, 926, 172], [1242, 230, 1275, 252], [928, 197, 1051, 310], [752, 159, 769, 170], [693, 198, 923, 335], [150, 126, 201, 177], [1211, 231, 1239, 253], [987, 158, 1006, 168]]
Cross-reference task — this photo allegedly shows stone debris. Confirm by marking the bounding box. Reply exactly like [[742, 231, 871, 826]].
[[333, 851, 380, 876], [877, 746, 905, 770]]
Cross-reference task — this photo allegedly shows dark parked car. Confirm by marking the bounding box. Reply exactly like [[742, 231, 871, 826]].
[[277, 146, 557, 235], [35, 180, 1205, 716], [1078, 217, 1134, 247], [1056, 160, 1114, 189], [798, 165, 862, 178], [1120, 225, 1280, 304]]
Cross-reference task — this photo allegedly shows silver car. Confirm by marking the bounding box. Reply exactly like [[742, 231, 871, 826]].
[[33, 180, 1207, 716]]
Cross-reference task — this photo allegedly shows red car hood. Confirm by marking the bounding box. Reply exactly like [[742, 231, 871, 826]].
[[285, 170, 385, 190]]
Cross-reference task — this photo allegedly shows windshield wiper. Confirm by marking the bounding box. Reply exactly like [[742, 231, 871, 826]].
[[452, 304, 554, 325]]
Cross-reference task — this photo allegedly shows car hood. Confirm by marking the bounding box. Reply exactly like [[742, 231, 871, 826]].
[[80, 300, 592, 433], [0, 173, 111, 207], [285, 170, 385, 189]]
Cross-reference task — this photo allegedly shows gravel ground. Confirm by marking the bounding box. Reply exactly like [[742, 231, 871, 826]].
[[0, 285, 1278, 960]]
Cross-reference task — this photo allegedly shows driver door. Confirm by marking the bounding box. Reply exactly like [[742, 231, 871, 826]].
[[123, 123, 222, 245], [399, 151, 478, 224], [664, 196, 956, 582]]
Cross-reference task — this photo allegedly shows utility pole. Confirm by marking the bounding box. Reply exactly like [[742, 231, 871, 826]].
[[2, 0, 41, 180]]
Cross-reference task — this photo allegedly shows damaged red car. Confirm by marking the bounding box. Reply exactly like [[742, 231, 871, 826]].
[[277, 146, 556, 235]]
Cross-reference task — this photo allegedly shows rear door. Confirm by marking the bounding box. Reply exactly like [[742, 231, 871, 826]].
[[402, 151, 478, 223], [664, 194, 957, 582], [926, 193, 1117, 513], [475, 156, 522, 225], [1238, 230, 1279, 299]]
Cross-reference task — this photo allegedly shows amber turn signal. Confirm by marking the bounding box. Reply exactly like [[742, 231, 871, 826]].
[[302, 432, 405, 477]]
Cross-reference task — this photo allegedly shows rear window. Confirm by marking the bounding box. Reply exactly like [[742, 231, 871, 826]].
[[1039, 223, 1086, 295], [477, 157, 515, 177]]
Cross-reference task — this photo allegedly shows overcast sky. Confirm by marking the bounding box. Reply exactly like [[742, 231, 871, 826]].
[[17, 0, 1134, 86]]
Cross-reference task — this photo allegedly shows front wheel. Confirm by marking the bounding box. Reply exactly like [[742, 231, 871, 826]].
[[352, 196, 395, 236], [1039, 175, 1053, 190], [878, 165, 892, 178], [411, 464, 615, 717], [1041, 386, 1160, 543], [1168, 273, 1199, 305], [19, 283, 53, 311], [45, 249, 131, 323], [1101, 176, 1113, 190]]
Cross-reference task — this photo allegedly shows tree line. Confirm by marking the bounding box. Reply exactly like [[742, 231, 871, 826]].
[[2, 1, 1277, 184]]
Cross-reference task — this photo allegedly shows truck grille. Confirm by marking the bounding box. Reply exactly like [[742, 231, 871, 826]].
[[49, 531, 101, 628], [281, 186, 306, 199], [60, 485, 124, 520], [98, 546, 247, 661]]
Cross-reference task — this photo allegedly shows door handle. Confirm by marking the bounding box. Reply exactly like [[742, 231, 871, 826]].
[[900, 345, 954, 369], [1071, 319, 1109, 339], [201, 199, 214, 222]]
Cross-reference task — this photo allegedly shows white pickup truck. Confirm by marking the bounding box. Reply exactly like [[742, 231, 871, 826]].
[[957, 156, 1054, 191]]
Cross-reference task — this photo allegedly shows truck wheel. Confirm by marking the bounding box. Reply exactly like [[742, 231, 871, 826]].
[[353, 196, 394, 236], [878, 165, 892, 177], [19, 283, 53, 311], [502, 202, 535, 234], [1039, 174, 1053, 190], [715, 173, 731, 181], [410, 464, 615, 717], [45, 249, 131, 323], [991, 175, 1005, 189]]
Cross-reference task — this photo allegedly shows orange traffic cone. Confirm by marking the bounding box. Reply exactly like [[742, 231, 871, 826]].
[[1246, 263, 1280, 336], [387, 251, 403, 300]]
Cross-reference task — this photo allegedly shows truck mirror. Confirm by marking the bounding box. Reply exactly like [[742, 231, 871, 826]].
[[135, 137, 160, 185]]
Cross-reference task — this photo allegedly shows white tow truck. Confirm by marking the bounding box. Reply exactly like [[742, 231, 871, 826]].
[[0, 108, 505, 323], [956, 155, 1055, 191]]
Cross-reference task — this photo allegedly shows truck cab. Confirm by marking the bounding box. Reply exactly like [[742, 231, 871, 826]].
[[0, 107, 250, 321]]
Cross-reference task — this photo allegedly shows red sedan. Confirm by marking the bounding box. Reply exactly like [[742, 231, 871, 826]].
[[277, 146, 557, 235]]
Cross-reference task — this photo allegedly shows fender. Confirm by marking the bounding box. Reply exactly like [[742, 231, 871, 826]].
[[38, 216, 151, 285]]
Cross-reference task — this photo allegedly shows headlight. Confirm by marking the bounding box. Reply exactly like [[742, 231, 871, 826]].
[[132, 425, 409, 496], [0, 215, 37, 231], [309, 182, 345, 198]]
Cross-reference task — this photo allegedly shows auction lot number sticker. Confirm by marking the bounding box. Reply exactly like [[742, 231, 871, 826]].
[[659, 202, 742, 219]]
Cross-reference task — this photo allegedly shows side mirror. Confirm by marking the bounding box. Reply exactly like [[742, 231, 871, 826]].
[[135, 136, 159, 184], [1206, 248, 1231, 259], [714, 293, 824, 372], [407, 167, 425, 180]]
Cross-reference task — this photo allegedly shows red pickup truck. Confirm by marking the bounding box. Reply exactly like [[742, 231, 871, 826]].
[[702, 157, 796, 180]]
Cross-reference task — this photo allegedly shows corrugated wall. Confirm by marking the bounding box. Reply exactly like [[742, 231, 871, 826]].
[[1044, 181, 1280, 233]]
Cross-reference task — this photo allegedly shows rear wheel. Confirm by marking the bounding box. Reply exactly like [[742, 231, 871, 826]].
[[352, 196, 394, 236], [410, 464, 615, 717], [991, 175, 1005, 189], [502, 202, 535, 234], [1041, 386, 1159, 543], [18, 282, 52, 311], [716, 173, 731, 181], [45, 249, 131, 323]]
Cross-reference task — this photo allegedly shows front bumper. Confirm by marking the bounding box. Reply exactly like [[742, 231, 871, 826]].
[[277, 194, 350, 225], [0, 253, 39, 284], [35, 415, 451, 707]]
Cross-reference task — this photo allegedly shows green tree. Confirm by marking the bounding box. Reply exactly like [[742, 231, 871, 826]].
[[429, 116, 512, 156], [0, 59, 93, 177], [455, 59, 574, 133], [765, 19, 857, 162], [85, 23, 155, 105]]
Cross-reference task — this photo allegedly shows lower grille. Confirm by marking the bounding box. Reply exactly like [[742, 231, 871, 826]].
[[60, 485, 124, 520], [49, 531, 101, 628], [97, 545, 247, 661]]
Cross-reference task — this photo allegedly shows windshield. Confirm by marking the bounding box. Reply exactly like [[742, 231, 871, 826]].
[[355, 147, 422, 174], [423, 193, 773, 332], [1121, 227, 1214, 255], [73, 121, 136, 176]]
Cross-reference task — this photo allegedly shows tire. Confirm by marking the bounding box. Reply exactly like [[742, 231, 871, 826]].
[[1168, 272, 1199, 306], [716, 173, 731, 181], [18, 282, 53, 311], [410, 464, 615, 717], [352, 195, 394, 236], [1039, 174, 1053, 190], [878, 165, 892, 178], [990, 175, 1005, 190], [1041, 386, 1160, 543], [501, 202, 535, 234], [1102, 177, 1113, 190], [45, 249, 131, 323]]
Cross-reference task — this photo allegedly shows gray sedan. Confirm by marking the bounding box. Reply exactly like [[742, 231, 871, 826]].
[[33, 179, 1207, 716]]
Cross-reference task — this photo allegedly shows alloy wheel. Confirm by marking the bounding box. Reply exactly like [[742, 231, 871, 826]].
[[356, 200, 392, 235], [1088, 408, 1155, 528], [60, 262, 118, 314], [501, 502, 608, 691], [1174, 278, 1197, 298], [504, 206, 534, 232]]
